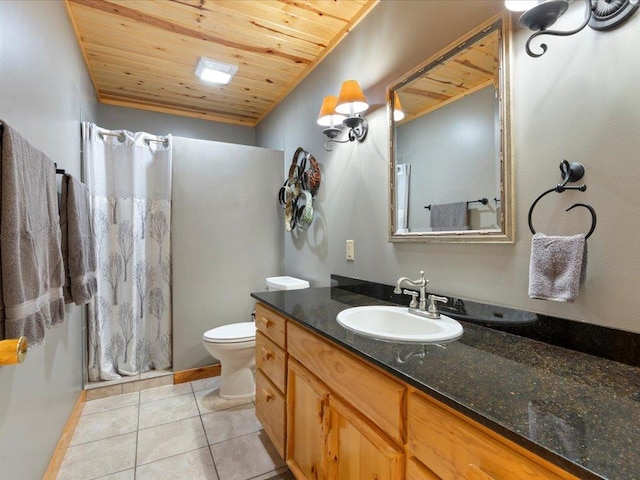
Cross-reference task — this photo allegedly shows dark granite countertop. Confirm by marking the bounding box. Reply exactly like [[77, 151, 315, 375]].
[[251, 285, 640, 480]]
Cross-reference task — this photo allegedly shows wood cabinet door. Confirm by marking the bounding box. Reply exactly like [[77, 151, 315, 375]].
[[406, 457, 441, 480], [287, 359, 329, 480], [327, 395, 404, 480], [287, 322, 405, 445]]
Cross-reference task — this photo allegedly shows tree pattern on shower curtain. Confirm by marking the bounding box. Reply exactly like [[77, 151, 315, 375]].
[[84, 123, 172, 382]]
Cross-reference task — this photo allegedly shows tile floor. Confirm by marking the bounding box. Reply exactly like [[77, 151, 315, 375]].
[[57, 377, 294, 480]]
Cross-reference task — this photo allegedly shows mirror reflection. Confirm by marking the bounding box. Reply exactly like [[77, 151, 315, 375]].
[[388, 13, 513, 243]]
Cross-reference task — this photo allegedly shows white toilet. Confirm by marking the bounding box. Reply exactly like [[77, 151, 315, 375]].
[[202, 276, 309, 400]]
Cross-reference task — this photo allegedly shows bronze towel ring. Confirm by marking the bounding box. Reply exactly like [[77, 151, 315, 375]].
[[527, 160, 597, 239]]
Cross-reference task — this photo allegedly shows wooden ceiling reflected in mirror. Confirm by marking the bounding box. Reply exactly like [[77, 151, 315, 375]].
[[397, 29, 499, 126], [387, 12, 514, 243]]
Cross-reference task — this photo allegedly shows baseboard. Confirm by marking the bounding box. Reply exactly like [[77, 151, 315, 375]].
[[174, 364, 221, 384], [43, 389, 87, 480]]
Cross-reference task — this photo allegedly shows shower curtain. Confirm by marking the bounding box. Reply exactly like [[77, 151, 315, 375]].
[[83, 123, 172, 381], [396, 162, 411, 233]]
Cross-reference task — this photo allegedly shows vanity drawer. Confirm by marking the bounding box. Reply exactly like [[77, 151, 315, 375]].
[[256, 331, 286, 393], [255, 303, 286, 348], [287, 321, 405, 445], [255, 368, 286, 459], [407, 392, 578, 480]]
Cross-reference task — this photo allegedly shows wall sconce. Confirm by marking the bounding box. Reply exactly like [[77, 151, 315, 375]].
[[507, 0, 639, 57], [317, 80, 369, 151]]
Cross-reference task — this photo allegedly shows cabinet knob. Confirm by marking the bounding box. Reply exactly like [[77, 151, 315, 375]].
[[261, 347, 273, 361], [260, 317, 272, 328], [465, 464, 496, 480], [262, 389, 273, 402]]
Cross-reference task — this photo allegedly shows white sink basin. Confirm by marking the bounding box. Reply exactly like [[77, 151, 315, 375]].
[[336, 306, 463, 343]]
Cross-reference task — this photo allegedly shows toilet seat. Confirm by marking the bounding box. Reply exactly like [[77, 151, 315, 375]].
[[203, 322, 256, 344]]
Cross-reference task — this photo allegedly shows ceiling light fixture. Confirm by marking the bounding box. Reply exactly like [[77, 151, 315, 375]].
[[510, 0, 639, 58], [195, 57, 238, 84], [318, 80, 369, 151]]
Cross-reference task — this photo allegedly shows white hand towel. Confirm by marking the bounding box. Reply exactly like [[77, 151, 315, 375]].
[[528, 233, 587, 302]]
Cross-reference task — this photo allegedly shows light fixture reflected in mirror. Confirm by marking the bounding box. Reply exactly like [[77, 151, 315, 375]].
[[509, 0, 639, 57], [318, 80, 369, 151], [393, 92, 405, 122], [504, 0, 541, 11]]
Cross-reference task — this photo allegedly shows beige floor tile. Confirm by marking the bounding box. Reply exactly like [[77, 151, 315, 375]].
[[95, 468, 136, 479], [136, 447, 218, 480], [194, 387, 253, 414], [201, 403, 262, 445], [140, 382, 193, 404], [210, 430, 285, 480], [137, 416, 208, 466], [191, 376, 220, 392], [57, 432, 136, 480], [71, 405, 138, 446], [139, 392, 199, 429], [82, 392, 140, 416]]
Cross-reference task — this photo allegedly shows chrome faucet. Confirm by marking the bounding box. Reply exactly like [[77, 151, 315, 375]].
[[394, 271, 429, 313], [394, 271, 448, 319]]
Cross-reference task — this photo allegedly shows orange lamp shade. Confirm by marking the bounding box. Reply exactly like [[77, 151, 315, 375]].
[[317, 95, 346, 127], [335, 80, 369, 115], [393, 92, 405, 122]]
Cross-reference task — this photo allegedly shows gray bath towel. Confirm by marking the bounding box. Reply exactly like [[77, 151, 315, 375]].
[[60, 174, 97, 305], [430, 202, 469, 231], [0, 121, 65, 346], [528, 233, 587, 303]]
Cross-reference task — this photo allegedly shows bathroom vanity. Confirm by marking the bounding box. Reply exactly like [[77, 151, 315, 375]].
[[252, 283, 640, 480]]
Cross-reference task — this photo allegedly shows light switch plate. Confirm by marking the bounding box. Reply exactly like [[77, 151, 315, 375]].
[[346, 240, 355, 261]]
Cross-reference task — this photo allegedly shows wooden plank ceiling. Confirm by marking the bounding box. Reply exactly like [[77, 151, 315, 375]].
[[397, 28, 499, 125], [65, 0, 378, 127]]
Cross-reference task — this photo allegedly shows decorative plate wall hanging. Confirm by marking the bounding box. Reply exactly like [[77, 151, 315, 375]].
[[278, 147, 320, 231]]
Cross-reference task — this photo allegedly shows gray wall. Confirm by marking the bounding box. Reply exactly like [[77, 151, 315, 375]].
[[256, 0, 640, 335], [98, 104, 256, 146], [0, 1, 97, 478], [172, 138, 283, 370]]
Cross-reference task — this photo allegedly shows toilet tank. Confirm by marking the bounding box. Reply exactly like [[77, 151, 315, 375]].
[[266, 276, 309, 291]]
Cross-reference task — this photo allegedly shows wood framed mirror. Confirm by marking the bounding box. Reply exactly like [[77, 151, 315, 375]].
[[388, 12, 513, 243]]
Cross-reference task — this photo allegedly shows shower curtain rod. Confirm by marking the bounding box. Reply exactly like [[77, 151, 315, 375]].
[[98, 130, 168, 147]]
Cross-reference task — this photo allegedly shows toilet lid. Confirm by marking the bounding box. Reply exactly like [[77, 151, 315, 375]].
[[203, 322, 256, 343]]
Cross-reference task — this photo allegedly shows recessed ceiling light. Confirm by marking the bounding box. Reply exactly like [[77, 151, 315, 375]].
[[195, 57, 238, 85]]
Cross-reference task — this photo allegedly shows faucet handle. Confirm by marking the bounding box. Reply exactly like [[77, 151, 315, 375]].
[[427, 295, 448, 318], [403, 289, 419, 308]]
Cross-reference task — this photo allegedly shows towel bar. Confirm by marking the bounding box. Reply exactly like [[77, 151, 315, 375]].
[[424, 198, 488, 210]]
